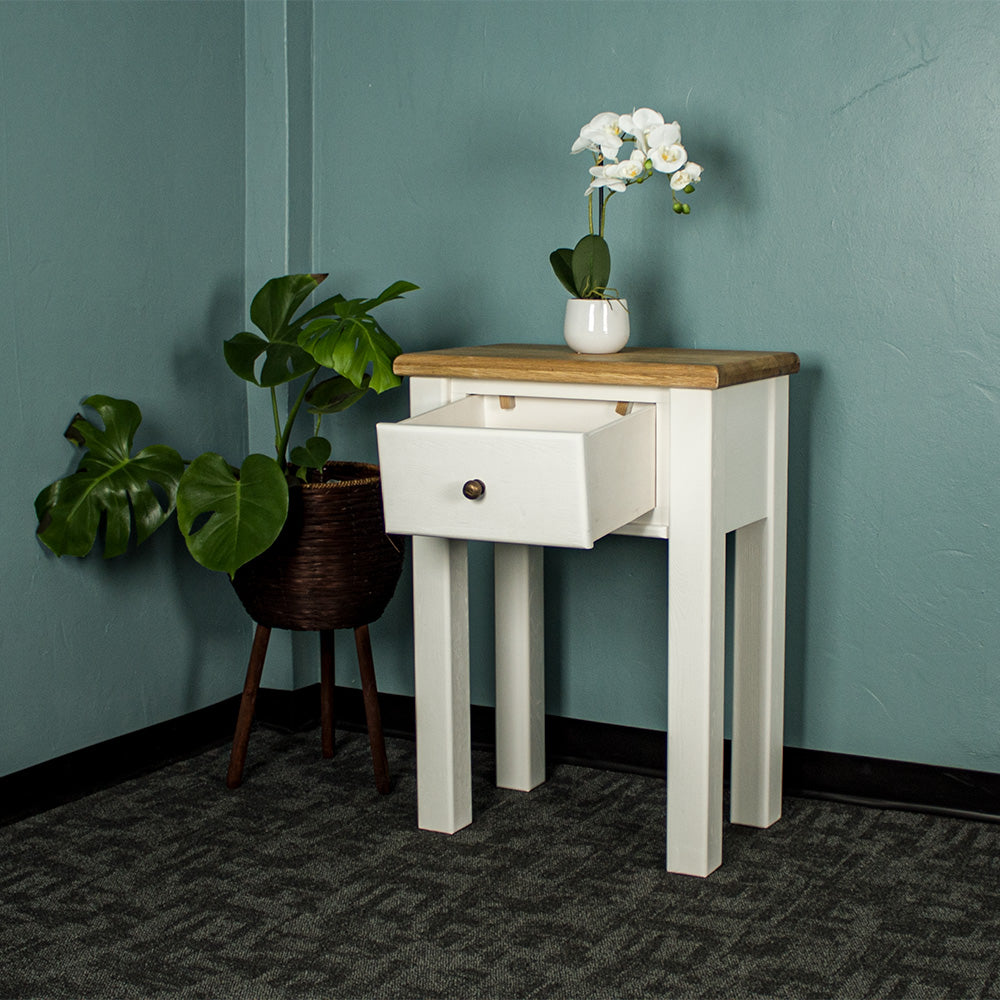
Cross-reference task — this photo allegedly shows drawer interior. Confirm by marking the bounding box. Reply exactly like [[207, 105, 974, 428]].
[[404, 394, 640, 434]]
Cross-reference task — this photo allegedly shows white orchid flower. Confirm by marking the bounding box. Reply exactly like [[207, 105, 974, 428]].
[[619, 108, 665, 151], [649, 141, 688, 174], [609, 149, 649, 183], [670, 162, 703, 190], [586, 163, 628, 195], [646, 121, 681, 148], [555, 105, 703, 291], [571, 112, 624, 160], [585, 162, 628, 195]]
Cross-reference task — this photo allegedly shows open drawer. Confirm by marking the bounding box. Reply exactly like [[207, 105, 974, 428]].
[[376, 394, 655, 548]]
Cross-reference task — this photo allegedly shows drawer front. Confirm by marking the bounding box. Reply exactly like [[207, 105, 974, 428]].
[[376, 397, 655, 548]]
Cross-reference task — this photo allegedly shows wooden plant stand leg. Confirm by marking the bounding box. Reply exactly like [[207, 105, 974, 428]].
[[355, 623, 391, 795], [320, 629, 336, 759], [227, 623, 271, 789]]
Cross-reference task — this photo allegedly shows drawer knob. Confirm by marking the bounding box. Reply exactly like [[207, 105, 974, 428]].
[[462, 479, 486, 501]]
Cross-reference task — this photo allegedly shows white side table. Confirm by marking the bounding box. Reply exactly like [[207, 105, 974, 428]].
[[376, 344, 799, 877]]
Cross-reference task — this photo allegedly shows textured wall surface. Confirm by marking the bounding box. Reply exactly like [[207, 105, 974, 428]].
[[312, 0, 1000, 772], [1, 2, 247, 774], [5, 0, 999, 780]]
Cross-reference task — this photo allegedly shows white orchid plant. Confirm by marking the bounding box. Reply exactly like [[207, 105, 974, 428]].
[[550, 108, 703, 300]]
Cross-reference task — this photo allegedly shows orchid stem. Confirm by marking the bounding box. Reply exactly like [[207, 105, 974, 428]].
[[593, 152, 605, 237], [599, 189, 615, 237]]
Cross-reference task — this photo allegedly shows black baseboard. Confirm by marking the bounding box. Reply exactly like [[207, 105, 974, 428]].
[[329, 688, 1000, 822], [0, 697, 241, 827], [782, 745, 1000, 824], [3, 686, 1000, 828]]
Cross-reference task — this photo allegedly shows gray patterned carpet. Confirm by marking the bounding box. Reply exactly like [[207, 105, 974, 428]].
[[1, 727, 999, 999]]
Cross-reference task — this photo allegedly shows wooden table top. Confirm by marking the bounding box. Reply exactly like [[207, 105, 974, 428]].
[[393, 344, 800, 389]]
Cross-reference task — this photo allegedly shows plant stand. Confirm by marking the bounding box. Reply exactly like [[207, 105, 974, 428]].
[[226, 622, 390, 794]]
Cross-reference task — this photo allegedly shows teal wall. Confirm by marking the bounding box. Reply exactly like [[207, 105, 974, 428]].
[[313, 0, 1000, 774], [1, 1, 248, 774], [4, 1, 1000, 781]]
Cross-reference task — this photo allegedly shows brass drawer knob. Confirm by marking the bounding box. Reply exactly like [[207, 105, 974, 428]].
[[462, 479, 486, 501]]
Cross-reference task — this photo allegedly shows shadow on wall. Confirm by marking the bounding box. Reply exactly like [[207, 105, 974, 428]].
[[783, 363, 821, 748], [169, 278, 246, 455], [167, 277, 263, 711]]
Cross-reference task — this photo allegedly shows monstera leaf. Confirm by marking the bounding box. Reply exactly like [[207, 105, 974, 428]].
[[223, 273, 327, 388], [299, 315, 400, 393], [223, 331, 317, 388], [297, 280, 417, 393], [250, 272, 326, 340], [306, 374, 371, 415], [176, 452, 289, 577], [34, 395, 184, 559], [289, 436, 332, 481]]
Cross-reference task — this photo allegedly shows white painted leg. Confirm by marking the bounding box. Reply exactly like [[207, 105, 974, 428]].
[[731, 377, 788, 828], [494, 543, 545, 791], [412, 534, 472, 833], [667, 388, 726, 877]]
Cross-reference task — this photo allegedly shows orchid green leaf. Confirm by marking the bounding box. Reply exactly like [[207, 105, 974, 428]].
[[550, 248, 578, 296], [571, 234, 611, 299]]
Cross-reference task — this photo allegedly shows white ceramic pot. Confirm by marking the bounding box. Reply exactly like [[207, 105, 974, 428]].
[[563, 298, 630, 354]]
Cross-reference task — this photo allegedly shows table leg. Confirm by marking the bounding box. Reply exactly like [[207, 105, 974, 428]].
[[494, 543, 545, 791], [731, 377, 788, 828], [667, 388, 726, 877], [413, 534, 472, 833]]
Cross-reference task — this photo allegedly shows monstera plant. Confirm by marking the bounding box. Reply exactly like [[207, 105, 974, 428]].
[[35, 273, 417, 577]]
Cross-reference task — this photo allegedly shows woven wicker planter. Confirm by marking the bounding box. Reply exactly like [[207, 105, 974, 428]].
[[230, 461, 405, 631]]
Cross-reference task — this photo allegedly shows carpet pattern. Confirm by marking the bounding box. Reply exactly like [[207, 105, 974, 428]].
[[1, 728, 999, 999]]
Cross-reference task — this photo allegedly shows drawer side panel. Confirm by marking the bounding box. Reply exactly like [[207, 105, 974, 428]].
[[584, 405, 657, 540]]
